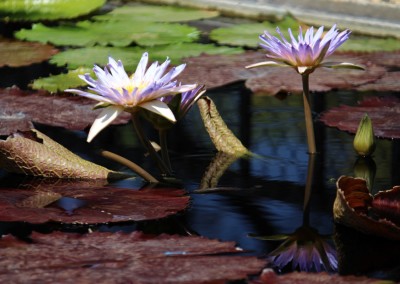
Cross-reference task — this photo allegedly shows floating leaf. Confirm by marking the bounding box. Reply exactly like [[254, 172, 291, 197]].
[[0, 231, 264, 283], [0, 0, 106, 21], [50, 44, 243, 70], [339, 36, 400, 52], [0, 39, 58, 67], [31, 67, 94, 93], [197, 96, 249, 156], [0, 87, 131, 136], [15, 21, 199, 47], [0, 129, 117, 179], [0, 182, 189, 223], [333, 176, 400, 241], [320, 96, 400, 139], [209, 17, 300, 48], [94, 4, 219, 23]]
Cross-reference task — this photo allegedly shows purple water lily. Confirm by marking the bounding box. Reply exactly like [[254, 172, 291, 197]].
[[66, 52, 196, 142], [247, 24, 362, 75]]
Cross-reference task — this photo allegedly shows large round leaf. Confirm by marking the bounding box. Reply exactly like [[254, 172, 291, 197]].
[[338, 36, 400, 52], [94, 4, 219, 23], [209, 17, 300, 48], [0, 0, 105, 21], [50, 44, 243, 71], [15, 21, 199, 47]]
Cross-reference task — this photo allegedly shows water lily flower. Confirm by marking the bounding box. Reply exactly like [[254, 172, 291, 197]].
[[65, 52, 196, 142], [246, 24, 363, 75], [353, 113, 376, 157], [261, 226, 338, 272]]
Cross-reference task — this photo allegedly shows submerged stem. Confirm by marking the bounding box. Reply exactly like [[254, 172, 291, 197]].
[[159, 129, 172, 174], [131, 114, 171, 176], [301, 74, 317, 154], [100, 150, 158, 183]]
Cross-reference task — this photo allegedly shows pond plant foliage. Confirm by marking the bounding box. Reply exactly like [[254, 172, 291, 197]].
[[0, 0, 399, 283]]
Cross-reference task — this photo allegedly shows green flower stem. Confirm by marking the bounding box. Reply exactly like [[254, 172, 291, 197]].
[[303, 153, 316, 226], [302, 74, 317, 154], [131, 114, 171, 176], [100, 150, 159, 183], [159, 129, 172, 174]]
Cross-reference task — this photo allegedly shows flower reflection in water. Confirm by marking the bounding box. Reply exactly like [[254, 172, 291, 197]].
[[251, 155, 338, 272]]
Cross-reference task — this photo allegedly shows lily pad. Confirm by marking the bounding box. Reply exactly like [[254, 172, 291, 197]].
[[320, 96, 400, 139], [0, 182, 189, 224], [0, 0, 106, 21], [333, 176, 400, 241], [50, 44, 243, 71], [15, 21, 199, 47], [0, 39, 58, 68], [31, 67, 93, 93], [0, 129, 117, 179], [0, 231, 265, 283], [93, 4, 219, 23], [209, 17, 300, 48], [0, 87, 131, 136], [339, 36, 400, 52]]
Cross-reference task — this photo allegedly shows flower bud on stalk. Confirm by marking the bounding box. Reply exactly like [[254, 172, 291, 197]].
[[353, 114, 376, 157]]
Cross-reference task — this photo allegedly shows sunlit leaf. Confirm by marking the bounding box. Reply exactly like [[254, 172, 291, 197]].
[[50, 44, 243, 71], [31, 67, 94, 93], [339, 36, 400, 52], [197, 96, 250, 156], [15, 21, 199, 47], [0, 39, 58, 67], [0, 182, 189, 223], [0, 231, 264, 282], [0, 0, 106, 21], [209, 17, 300, 48], [94, 4, 219, 23], [320, 96, 400, 139], [333, 176, 400, 240], [0, 87, 131, 136], [0, 129, 118, 179]]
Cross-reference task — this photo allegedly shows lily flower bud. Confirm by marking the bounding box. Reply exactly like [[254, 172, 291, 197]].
[[353, 114, 376, 157]]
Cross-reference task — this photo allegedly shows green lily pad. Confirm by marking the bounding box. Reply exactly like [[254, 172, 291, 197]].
[[15, 21, 199, 47], [50, 44, 244, 71], [31, 67, 93, 93], [0, 0, 105, 21], [339, 36, 400, 52], [209, 17, 300, 48], [94, 4, 219, 23]]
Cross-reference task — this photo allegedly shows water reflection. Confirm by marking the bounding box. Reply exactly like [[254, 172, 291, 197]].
[[251, 154, 338, 272]]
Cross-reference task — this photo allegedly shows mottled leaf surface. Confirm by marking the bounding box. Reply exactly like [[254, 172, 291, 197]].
[[0, 87, 131, 136], [0, 231, 265, 283], [333, 176, 400, 240], [0, 0, 105, 21], [0, 39, 58, 68], [0, 129, 115, 178], [320, 96, 400, 139], [0, 182, 189, 224], [94, 4, 219, 23]]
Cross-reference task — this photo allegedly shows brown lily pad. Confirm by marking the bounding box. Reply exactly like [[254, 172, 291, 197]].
[[333, 176, 400, 240], [320, 96, 400, 139], [0, 181, 189, 224], [0, 231, 265, 283], [253, 268, 386, 284], [0, 87, 130, 136], [0, 39, 58, 68]]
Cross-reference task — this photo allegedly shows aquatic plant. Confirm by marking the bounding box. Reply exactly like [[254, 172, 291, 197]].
[[247, 25, 363, 154]]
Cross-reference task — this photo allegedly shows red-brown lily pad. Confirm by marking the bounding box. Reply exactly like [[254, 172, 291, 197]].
[[0, 87, 130, 136], [0, 39, 58, 68], [0, 181, 189, 224], [0, 231, 265, 283], [253, 268, 386, 284], [320, 96, 400, 139], [333, 176, 400, 240]]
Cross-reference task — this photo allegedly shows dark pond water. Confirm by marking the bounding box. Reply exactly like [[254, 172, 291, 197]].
[[1, 80, 400, 280]]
